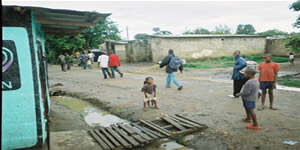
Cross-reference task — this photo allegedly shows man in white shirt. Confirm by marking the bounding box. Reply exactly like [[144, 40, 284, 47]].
[[98, 52, 111, 79]]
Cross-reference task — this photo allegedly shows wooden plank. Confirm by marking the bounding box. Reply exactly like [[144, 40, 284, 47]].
[[130, 123, 159, 139], [35, 18, 95, 27], [117, 123, 136, 135], [99, 128, 121, 147], [169, 115, 202, 127], [146, 120, 171, 134], [162, 116, 187, 131], [167, 116, 195, 128], [94, 129, 115, 149], [110, 125, 140, 147], [105, 127, 131, 148], [142, 126, 166, 138], [139, 120, 170, 136], [132, 135, 147, 144], [175, 114, 207, 127], [88, 130, 111, 150], [126, 124, 153, 141]]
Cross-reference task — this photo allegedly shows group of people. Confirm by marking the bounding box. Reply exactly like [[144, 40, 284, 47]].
[[57, 52, 72, 72], [232, 50, 280, 130], [97, 51, 124, 79]]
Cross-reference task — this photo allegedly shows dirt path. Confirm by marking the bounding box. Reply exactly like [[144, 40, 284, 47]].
[[48, 62, 300, 150]]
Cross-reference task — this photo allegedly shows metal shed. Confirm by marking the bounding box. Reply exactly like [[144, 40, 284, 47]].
[[7, 5, 111, 35]]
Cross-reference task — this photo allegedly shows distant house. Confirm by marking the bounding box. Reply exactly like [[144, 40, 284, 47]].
[[102, 40, 128, 62]]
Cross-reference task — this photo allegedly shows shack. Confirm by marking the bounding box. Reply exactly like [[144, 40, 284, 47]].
[[2, 5, 110, 150]]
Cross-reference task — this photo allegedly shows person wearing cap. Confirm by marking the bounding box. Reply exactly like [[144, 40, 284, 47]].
[[231, 50, 247, 98]]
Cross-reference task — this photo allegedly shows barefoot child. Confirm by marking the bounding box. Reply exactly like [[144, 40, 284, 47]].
[[237, 68, 261, 130], [258, 53, 280, 110], [142, 77, 158, 111]]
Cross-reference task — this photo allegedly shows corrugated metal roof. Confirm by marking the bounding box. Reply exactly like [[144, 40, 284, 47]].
[[5, 5, 111, 35]]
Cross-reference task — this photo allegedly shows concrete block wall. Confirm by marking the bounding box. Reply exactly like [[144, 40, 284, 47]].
[[149, 36, 266, 62], [126, 40, 150, 62], [265, 38, 293, 57]]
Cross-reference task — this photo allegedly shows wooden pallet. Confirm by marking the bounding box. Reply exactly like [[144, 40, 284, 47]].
[[88, 114, 207, 150]]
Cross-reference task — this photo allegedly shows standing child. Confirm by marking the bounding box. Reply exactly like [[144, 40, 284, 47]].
[[142, 77, 158, 111], [87, 58, 92, 69], [237, 68, 261, 130], [258, 53, 280, 110], [289, 52, 295, 65]]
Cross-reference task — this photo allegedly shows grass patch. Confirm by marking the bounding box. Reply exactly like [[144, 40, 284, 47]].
[[278, 75, 300, 88], [183, 55, 289, 69]]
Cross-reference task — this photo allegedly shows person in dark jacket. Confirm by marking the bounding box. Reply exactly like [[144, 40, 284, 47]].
[[231, 50, 247, 97], [159, 49, 183, 90]]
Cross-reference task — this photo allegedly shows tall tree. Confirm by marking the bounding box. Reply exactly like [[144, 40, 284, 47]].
[[83, 18, 121, 49], [236, 24, 256, 35], [183, 27, 211, 34], [289, 0, 300, 28], [285, 0, 300, 54], [152, 27, 172, 35], [257, 29, 288, 36], [134, 33, 148, 40], [213, 24, 232, 34]]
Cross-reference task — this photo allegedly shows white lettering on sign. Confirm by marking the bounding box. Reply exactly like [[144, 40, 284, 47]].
[[2, 81, 12, 89]]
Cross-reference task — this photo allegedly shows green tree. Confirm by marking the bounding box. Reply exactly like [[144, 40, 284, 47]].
[[285, 33, 300, 53], [45, 34, 86, 63], [134, 33, 148, 40], [213, 24, 232, 34], [183, 27, 211, 34], [152, 27, 172, 35], [285, 0, 300, 54], [257, 29, 288, 36], [289, 0, 300, 28], [83, 18, 121, 49], [236, 24, 256, 35]]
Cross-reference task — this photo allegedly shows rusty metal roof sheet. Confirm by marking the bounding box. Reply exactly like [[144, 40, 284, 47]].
[[4, 5, 111, 35]]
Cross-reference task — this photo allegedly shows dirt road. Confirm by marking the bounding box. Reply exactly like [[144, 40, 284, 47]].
[[48, 62, 300, 150]]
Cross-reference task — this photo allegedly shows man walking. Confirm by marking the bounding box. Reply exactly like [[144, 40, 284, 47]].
[[80, 52, 88, 69], [109, 51, 123, 78], [160, 49, 183, 90], [57, 53, 66, 72], [230, 50, 247, 98], [98, 52, 111, 79], [65, 52, 71, 70]]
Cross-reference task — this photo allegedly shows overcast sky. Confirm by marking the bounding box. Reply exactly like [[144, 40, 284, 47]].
[[3, 0, 300, 39]]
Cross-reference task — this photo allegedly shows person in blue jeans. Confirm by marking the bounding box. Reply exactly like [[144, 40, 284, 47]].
[[159, 49, 183, 91]]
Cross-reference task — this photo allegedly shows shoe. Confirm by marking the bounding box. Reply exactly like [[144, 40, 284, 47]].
[[178, 86, 183, 91], [246, 124, 261, 130], [120, 73, 123, 78]]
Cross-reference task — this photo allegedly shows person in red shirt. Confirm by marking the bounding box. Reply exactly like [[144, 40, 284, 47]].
[[109, 51, 123, 78], [258, 53, 280, 110]]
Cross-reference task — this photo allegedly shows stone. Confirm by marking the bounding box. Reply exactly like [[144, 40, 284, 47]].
[[182, 135, 195, 143]]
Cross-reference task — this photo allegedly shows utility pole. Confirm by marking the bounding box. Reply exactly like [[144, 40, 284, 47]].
[[126, 26, 129, 40]]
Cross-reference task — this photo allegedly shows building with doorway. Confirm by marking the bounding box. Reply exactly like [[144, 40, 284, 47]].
[[2, 5, 109, 149]]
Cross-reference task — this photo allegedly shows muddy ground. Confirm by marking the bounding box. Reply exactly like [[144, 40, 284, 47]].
[[48, 60, 300, 150]]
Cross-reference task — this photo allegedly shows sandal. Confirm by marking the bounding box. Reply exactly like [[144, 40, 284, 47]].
[[246, 124, 261, 130], [241, 118, 252, 122], [257, 106, 265, 110]]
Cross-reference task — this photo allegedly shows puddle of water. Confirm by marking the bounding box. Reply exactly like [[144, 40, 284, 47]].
[[52, 96, 129, 127], [145, 139, 192, 150]]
